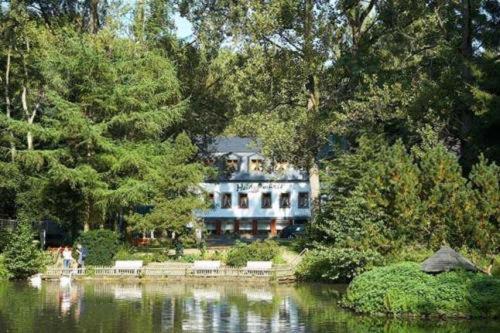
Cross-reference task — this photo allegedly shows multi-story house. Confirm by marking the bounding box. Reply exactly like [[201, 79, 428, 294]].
[[196, 137, 311, 237]]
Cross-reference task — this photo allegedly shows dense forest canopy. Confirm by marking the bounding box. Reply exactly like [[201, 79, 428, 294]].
[[0, 1, 498, 252]]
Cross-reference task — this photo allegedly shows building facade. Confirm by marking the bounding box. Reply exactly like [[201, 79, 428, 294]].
[[196, 137, 311, 236]]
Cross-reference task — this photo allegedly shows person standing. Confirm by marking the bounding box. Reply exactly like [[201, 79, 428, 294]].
[[76, 244, 87, 269], [62, 247, 72, 269]]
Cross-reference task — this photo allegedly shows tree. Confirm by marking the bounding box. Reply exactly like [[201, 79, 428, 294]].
[[3, 221, 43, 279], [0, 3, 204, 235], [125, 133, 207, 250], [180, 0, 380, 212], [180, 0, 500, 177], [312, 135, 499, 254]]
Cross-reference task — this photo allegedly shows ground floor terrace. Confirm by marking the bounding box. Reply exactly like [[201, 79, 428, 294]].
[[203, 218, 307, 237]]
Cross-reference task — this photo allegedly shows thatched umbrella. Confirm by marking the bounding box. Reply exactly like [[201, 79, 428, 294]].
[[421, 246, 478, 273]]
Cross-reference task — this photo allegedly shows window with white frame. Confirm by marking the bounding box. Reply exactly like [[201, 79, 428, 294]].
[[279, 193, 291, 208], [261, 193, 272, 209], [239, 193, 249, 208], [221, 193, 232, 209], [298, 192, 309, 208]]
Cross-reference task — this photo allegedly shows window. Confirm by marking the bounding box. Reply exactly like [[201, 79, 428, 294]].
[[275, 160, 289, 172], [280, 193, 291, 208], [221, 193, 232, 209], [298, 192, 309, 209], [226, 159, 239, 172], [207, 193, 215, 208], [261, 193, 272, 209], [238, 193, 249, 208], [249, 159, 263, 172]]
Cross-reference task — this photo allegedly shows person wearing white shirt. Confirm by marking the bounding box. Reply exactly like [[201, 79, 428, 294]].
[[62, 247, 72, 269]]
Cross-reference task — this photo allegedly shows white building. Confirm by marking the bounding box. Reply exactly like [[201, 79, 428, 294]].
[[196, 137, 310, 236]]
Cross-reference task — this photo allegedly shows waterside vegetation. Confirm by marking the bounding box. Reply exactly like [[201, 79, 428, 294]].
[[342, 262, 500, 319]]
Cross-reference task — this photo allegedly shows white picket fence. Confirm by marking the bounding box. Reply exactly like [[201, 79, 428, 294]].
[[42, 264, 294, 280]]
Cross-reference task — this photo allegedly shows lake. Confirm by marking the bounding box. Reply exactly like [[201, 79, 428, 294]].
[[0, 281, 498, 332]]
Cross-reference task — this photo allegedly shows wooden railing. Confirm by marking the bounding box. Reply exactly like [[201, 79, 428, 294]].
[[42, 264, 295, 280], [289, 248, 309, 267]]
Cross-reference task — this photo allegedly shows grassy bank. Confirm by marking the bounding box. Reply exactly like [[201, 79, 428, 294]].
[[342, 262, 500, 318]]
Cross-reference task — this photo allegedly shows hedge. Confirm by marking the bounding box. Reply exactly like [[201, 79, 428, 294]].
[[76, 229, 120, 266]]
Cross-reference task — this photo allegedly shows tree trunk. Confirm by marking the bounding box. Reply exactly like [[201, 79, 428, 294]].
[[27, 131, 33, 150], [133, 0, 145, 42], [309, 163, 320, 215], [21, 39, 38, 150], [304, 0, 321, 219], [89, 0, 100, 34], [21, 85, 34, 150], [83, 197, 91, 232], [4, 46, 16, 160]]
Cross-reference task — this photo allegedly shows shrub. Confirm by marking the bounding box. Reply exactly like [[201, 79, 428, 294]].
[[178, 254, 201, 263], [76, 229, 120, 265], [3, 222, 43, 279], [0, 255, 11, 280], [205, 250, 226, 262], [296, 247, 383, 283], [225, 242, 251, 267], [0, 228, 11, 252], [386, 246, 434, 264], [342, 262, 500, 318], [225, 240, 281, 267], [492, 257, 500, 278], [114, 247, 168, 265]]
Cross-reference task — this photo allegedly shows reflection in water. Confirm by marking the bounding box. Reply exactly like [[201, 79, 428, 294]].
[[0, 281, 499, 333], [114, 285, 143, 300]]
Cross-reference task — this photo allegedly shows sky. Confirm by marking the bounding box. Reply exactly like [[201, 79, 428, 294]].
[[123, 0, 194, 39], [173, 12, 193, 39]]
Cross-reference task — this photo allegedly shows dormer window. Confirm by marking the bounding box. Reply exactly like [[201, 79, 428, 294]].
[[249, 158, 263, 172], [275, 160, 289, 172], [226, 159, 239, 172]]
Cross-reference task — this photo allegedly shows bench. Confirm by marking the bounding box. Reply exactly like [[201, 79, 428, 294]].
[[245, 261, 272, 276], [114, 260, 143, 275], [193, 260, 221, 275]]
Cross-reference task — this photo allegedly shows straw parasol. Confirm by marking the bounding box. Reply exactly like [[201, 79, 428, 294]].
[[421, 246, 478, 273]]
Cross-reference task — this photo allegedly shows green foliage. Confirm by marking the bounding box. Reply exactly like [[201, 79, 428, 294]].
[[0, 228, 11, 253], [225, 240, 281, 267], [3, 222, 43, 279], [313, 136, 500, 255], [114, 246, 167, 265], [386, 246, 435, 264], [202, 250, 226, 262], [0, 8, 203, 234], [0, 255, 11, 280], [296, 247, 383, 283], [76, 230, 120, 266], [343, 262, 500, 318], [177, 254, 201, 263], [124, 133, 207, 245]]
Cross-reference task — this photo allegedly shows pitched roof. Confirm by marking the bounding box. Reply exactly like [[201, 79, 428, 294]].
[[421, 246, 478, 273], [208, 137, 261, 154]]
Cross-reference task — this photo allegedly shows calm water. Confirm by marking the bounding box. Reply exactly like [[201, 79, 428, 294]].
[[0, 281, 498, 333]]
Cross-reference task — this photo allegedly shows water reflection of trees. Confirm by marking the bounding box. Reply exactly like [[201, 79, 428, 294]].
[[0, 281, 499, 333]]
